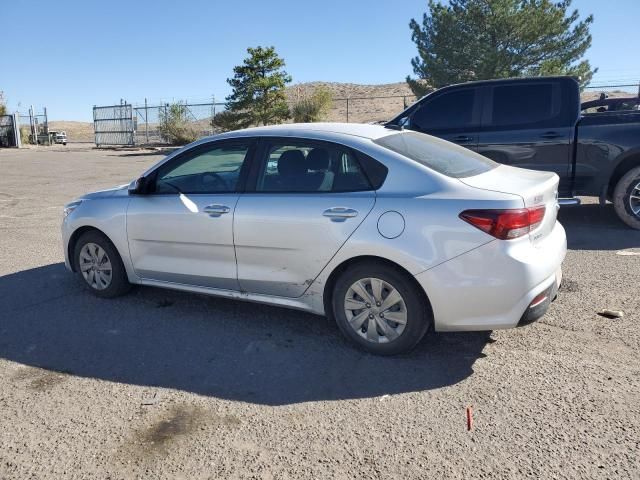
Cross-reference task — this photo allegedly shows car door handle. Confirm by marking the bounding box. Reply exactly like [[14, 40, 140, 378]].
[[452, 135, 474, 143], [203, 204, 230, 217], [323, 207, 358, 221], [541, 131, 562, 139]]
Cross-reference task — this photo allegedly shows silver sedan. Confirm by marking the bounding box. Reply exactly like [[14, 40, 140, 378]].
[[62, 123, 566, 355]]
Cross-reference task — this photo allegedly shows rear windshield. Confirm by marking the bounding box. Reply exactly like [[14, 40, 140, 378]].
[[374, 131, 498, 178]]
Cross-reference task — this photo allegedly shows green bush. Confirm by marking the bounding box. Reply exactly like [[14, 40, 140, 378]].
[[0, 91, 6, 116], [291, 86, 333, 123], [158, 103, 199, 145], [20, 126, 32, 145], [211, 109, 242, 132]]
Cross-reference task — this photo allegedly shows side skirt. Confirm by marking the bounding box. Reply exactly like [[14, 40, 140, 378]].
[[137, 278, 323, 315]]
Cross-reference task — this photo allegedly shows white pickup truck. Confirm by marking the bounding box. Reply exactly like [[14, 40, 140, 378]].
[[53, 131, 67, 145]]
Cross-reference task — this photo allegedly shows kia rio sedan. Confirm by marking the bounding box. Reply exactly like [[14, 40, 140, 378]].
[[62, 123, 566, 355]]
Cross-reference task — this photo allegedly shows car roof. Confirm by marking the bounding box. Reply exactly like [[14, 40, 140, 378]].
[[204, 123, 397, 142]]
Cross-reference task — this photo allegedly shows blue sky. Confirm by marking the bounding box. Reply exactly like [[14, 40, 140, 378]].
[[3, 0, 639, 121]]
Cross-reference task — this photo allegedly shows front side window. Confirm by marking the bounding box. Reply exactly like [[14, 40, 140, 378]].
[[154, 142, 250, 194], [256, 140, 374, 193], [410, 89, 476, 131]]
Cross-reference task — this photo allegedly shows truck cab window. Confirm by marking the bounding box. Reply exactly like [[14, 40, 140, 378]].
[[490, 83, 561, 127], [410, 89, 475, 131]]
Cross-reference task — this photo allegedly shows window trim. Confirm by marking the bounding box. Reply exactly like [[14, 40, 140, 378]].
[[245, 136, 378, 194], [145, 138, 257, 195]]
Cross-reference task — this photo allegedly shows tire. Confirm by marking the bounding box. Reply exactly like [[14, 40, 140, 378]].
[[613, 165, 640, 229], [74, 230, 131, 298], [332, 262, 431, 355]]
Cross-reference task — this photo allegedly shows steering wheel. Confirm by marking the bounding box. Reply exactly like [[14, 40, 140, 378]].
[[200, 172, 228, 191]]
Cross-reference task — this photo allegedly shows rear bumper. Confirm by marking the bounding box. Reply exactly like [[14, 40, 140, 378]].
[[415, 221, 566, 331]]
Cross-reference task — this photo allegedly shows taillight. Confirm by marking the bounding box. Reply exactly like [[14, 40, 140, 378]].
[[459, 206, 546, 240]]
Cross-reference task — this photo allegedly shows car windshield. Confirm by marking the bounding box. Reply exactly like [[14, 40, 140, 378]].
[[374, 131, 498, 178]]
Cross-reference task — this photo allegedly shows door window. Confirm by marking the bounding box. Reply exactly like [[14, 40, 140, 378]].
[[154, 142, 251, 194], [489, 83, 561, 128], [410, 89, 476, 131], [255, 140, 375, 192]]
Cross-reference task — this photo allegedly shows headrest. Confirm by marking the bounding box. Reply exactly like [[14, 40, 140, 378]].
[[277, 150, 307, 175], [307, 148, 330, 171]]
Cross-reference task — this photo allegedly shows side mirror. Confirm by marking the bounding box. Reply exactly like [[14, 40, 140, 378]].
[[128, 177, 148, 195]]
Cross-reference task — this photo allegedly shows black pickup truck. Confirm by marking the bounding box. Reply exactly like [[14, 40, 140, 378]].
[[388, 76, 640, 229]]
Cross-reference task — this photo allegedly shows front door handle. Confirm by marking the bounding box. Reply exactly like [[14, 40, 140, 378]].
[[323, 207, 358, 221], [452, 135, 473, 143], [203, 204, 230, 217], [541, 131, 561, 139]]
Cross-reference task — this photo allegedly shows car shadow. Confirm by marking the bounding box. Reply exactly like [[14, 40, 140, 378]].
[[0, 264, 490, 406], [558, 203, 640, 251]]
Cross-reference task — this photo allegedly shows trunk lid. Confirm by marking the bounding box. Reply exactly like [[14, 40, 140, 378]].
[[459, 165, 560, 244]]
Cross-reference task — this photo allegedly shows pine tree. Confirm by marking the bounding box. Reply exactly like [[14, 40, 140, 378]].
[[225, 46, 292, 128], [408, 0, 595, 95]]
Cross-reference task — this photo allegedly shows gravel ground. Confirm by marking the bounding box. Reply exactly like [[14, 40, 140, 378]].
[[1, 145, 639, 479]]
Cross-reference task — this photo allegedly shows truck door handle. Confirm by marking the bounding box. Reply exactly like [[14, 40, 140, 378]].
[[323, 207, 358, 221], [203, 204, 230, 217], [452, 135, 473, 143], [541, 131, 561, 139]]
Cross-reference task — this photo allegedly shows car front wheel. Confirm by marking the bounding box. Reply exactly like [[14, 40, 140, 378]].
[[332, 262, 431, 355], [74, 231, 131, 298]]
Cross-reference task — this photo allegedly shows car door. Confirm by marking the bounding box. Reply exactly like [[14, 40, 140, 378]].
[[477, 81, 576, 197], [406, 86, 482, 150], [126, 139, 254, 290], [233, 137, 378, 297]]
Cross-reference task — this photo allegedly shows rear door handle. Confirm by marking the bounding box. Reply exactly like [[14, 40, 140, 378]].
[[203, 204, 230, 217], [452, 135, 474, 143], [323, 207, 358, 221], [541, 131, 562, 139]]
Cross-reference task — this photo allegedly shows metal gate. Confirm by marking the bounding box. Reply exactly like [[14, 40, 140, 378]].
[[0, 115, 16, 147], [93, 104, 134, 147]]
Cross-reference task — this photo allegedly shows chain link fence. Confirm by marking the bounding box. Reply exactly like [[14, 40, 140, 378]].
[[92, 80, 640, 147], [94, 94, 417, 147]]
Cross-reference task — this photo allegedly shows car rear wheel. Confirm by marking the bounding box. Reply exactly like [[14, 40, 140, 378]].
[[332, 262, 431, 355], [74, 231, 131, 298], [613, 165, 640, 229]]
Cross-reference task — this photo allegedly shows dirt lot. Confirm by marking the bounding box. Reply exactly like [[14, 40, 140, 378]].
[[1, 146, 639, 479]]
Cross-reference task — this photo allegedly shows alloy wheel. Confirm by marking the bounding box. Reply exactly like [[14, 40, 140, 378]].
[[79, 243, 113, 290], [343, 277, 407, 344], [629, 179, 640, 217]]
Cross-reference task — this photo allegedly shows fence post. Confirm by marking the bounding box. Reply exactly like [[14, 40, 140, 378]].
[[12, 113, 21, 148], [144, 98, 149, 145], [29, 105, 35, 144], [346, 98, 350, 123], [43, 107, 50, 145]]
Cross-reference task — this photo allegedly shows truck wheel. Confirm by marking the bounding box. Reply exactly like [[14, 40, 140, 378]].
[[613, 165, 640, 229]]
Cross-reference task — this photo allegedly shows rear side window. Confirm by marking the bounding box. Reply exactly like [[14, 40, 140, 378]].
[[374, 131, 498, 178], [410, 89, 476, 131], [255, 139, 377, 193], [490, 83, 561, 127]]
